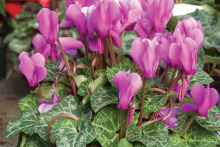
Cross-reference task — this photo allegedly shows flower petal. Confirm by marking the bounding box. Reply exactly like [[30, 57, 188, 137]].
[[181, 103, 198, 113]]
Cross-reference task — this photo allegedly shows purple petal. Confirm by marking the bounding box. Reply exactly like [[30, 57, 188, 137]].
[[50, 45, 56, 62], [38, 102, 56, 114], [128, 108, 135, 124], [110, 31, 120, 48], [31, 53, 46, 67], [18, 52, 36, 87], [52, 89, 61, 103], [60, 21, 75, 28], [181, 103, 198, 113], [190, 83, 206, 106], [108, 1, 120, 25], [34, 66, 47, 83]]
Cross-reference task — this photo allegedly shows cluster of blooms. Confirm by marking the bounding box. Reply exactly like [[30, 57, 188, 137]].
[[17, 0, 219, 129]]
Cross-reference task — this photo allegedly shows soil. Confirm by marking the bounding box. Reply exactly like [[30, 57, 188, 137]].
[[0, 71, 32, 147]]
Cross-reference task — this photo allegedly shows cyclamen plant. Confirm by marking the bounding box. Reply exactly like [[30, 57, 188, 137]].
[[5, 0, 220, 146]]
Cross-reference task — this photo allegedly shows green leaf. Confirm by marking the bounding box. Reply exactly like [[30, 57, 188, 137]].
[[79, 75, 108, 105], [9, 37, 32, 54], [94, 69, 107, 77], [169, 123, 220, 147], [76, 57, 91, 66], [114, 31, 137, 55], [178, 9, 209, 25], [31, 83, 66, 101], [92, 106, 121, 147], [188, 71, 213, 89], [197, 47, 204, 71], [52, 112, 96, 147], [126, 122, 169, 147], [14, 21, 31, 38], [78, 78, 93, 97], [203, 15, 219, 35], [0, 0, 6, 17], [118, 138, 133, 147], [18, 93, 40, 113], [204, 54, 220, 64], [20, 134, 49, 147], [146, 77, 165, 89], [144, 93, 169, 113], [28, 18, 39, 29], [203, 31, 220, 52], [167, 16, 178, 33], [171, 109, 188, 133], [195, 106, 220, 131], [72, 75, 87, 87], [34, 96, 83, 141], [5, 106, 39, 139], [119, 56, 133, 67], [90, 86, 118, 113], [106, 64, 135, 88], [45, 61, 60, 82]]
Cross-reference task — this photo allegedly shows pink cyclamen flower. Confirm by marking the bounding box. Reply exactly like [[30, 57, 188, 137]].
[[129, 37, 161, 78], [18, 51, 47, 87], [37, 8, 59, 44], [181, 83, 219, 117], [156, 106, 180, 128], [38, 89, 61, 114], [113, 70, 142, 123], [141, 0, 174, 32], [174, 17, 204, 50], [39, 0, 50, 7], [169, 37, 197, 75]]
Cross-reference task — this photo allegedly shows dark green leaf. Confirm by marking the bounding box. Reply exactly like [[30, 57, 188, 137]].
[[170, 122, 220, 147], [0, 0, 6, 17], [144, 93, 169, 113], [20, 134, 49, 147], [18, 93, 40, 113], [90, 86, 118, 113], [114, 31, 137, 55], [5, 106, 39, 139], [92, 106, 121, 147], [197, 47, 204, 71], [8, 37, 32, 54], [34, 96, 83, 141], [126, 122, 169, 147], [118, 138, 133, 147], [188, 71, 213, 89], [195, 106, 220, 131]]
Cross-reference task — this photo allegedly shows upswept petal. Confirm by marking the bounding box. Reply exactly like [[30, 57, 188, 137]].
[[190, 83, 205, 106], [34, 66, 47, 83]]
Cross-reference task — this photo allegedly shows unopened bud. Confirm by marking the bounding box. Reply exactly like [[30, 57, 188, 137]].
[[129, 98, 137, 109]]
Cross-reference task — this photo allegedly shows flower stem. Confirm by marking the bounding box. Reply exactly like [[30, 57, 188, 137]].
[[151, 88, 166, 95], [120, 109, 124, 139], [180, 111, 197, 137], [138, 77, 146, 126], [105, 37, 112, 67], [169, 65, 177, 88], [133, 61, 138, 71], [57, 37, 77, 96], [108, 31, 116, 66], [164, 65, 169, 90], [117, 30, 125, 64], [181, 73, 185, 105], [84, 36, 88, 58], [128, 117, 163, 139], [124, 108, 130, 135], [38, 83, 43, 100], [168, 71, 182, 93], [162, 99, 173, 121]]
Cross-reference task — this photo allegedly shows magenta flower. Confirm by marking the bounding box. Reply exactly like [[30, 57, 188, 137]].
[[156, 32, 176, 67], [18, 51, 47, 87], [156, 106, 180, 128], [173, 75, 190, 102], [141, 0, 174, 32], [38, 89, 61, 114], [169, 37, 197, 75], [129, 37, 161, 78], [61, 4, 87, 36], [181, 83, 219, 117], [113, 70, 142, 123], [37, 8, 59, 44], [174, 17, 204, 50]]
